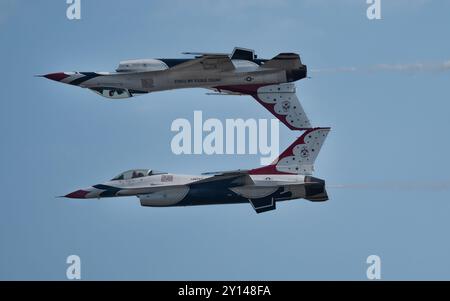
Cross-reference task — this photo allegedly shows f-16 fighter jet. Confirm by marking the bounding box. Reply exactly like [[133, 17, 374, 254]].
[[41, 47, 311, 130], [64, 128, 330, 213]]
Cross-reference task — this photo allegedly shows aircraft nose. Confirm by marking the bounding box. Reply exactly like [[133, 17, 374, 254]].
[[65, 189, 90, 199], [43, 72, 69, 82]]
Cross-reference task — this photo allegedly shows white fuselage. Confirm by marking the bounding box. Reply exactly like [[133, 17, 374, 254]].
[[76, 59, 287, 93], [80, 173, 309, 207]]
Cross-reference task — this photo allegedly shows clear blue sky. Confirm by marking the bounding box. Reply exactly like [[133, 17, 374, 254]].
[[1, 0, 449, 280]]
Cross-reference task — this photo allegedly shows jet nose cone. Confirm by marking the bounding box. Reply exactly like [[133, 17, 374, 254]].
[[43, 72, 69, 82], [65, 189, 90, 199]]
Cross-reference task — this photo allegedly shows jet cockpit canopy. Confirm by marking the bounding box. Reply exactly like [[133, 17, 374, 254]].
[[111, 169, 167, 181]]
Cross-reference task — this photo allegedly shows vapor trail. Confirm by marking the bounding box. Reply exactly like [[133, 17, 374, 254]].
[[311, 60, 450, 74], [327, 181, 450, 191]]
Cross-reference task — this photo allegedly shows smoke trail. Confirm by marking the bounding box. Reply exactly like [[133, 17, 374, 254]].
[[327, 181, 450, 191], [311, 60, 450, 74]]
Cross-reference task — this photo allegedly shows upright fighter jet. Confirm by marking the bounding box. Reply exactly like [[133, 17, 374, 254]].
[[64, 128, 330, 213], [41, 47, 311, 130]]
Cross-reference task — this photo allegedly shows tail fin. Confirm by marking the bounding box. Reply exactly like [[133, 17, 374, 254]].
[[249, 127, 330, 175]]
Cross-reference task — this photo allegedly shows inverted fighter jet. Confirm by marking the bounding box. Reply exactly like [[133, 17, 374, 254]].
[[64, 127, 330, 213], [41, 47, 311, 130]]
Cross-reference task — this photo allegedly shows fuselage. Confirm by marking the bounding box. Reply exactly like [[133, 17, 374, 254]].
[[112, 58, 282, 93], [44, 56, 308, 98], [62, 127, 331, 213], [66, 172, 321, 208]]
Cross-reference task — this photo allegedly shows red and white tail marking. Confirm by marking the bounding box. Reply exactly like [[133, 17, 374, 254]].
[[214, 83, 311, 130], [249, 127, 331, 175]]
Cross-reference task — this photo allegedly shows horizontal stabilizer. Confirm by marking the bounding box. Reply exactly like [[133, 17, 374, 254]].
[[230, 47, 255, 61], [249, 197, 276, 214]]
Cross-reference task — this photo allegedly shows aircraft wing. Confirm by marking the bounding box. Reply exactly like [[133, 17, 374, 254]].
[[192, 171, 254, 186], [194, 171, 281, 213], [214, 83, 311, 130], [193, 172, 277, 213], [201, 169, 249, 176], [169, 55, 235, 72], [93, 183, 187, 197]]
